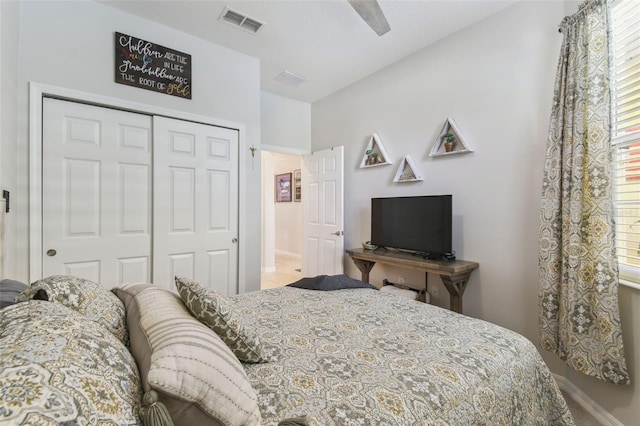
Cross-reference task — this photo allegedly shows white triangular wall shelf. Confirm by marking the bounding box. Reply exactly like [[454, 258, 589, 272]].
[[429, 118, 473, 157], [360, 133, 392, 168], [393, 155, 423, 182]]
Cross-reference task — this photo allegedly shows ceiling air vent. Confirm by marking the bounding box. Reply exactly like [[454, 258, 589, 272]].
[[275, 71, 310, 87], [219, 7, 264, 34]]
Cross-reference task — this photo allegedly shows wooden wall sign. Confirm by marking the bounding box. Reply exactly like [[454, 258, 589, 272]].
[[115, 32, 192, 99]]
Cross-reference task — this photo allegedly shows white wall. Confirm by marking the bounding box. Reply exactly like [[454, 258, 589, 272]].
[[261, 150, 304, 272], [311, 1, 639, 425], [9, 1, 262, 291], [0, 0, 19, 279], [261, 151, 276, 272], [272, 153, 303, 257], [261, 92, 311, 154]]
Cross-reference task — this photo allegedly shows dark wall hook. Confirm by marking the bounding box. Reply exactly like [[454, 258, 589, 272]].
[[3, 190, 9, 213]]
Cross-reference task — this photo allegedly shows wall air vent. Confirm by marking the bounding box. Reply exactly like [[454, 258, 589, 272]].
[[274, 71, 310, 87], [219, 7, 264, 34]]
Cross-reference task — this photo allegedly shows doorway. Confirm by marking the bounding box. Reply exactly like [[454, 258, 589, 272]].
[[260, 150, 303, 289]]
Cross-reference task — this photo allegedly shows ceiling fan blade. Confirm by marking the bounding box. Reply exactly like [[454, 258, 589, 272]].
[[347, 0, 390, 36]]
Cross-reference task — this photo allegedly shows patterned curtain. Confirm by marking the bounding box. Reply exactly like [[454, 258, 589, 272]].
[[538, 0, 630, 385]]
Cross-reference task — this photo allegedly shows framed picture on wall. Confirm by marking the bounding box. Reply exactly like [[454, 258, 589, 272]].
[[293, 169, 301, 202], [275, 172, 292, 202]]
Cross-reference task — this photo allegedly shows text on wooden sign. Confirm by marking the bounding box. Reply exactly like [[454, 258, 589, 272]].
[[115, 32, 192, 99]]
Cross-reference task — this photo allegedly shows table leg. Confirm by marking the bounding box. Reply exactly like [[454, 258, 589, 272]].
[[440, 273, 471, 314], [352, 259, 375, 283]]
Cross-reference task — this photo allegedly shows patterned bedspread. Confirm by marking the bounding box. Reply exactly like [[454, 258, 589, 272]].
[[232, 287, 574, 425]]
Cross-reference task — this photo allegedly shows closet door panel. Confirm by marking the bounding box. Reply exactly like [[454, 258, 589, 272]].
[[170, 252, 195, 281], [64, 261, 100, 283], [64, 159, 101, 237], [42, 98, 152, 287], [209, 170, 230, 230], [117, 256, 150, 284], [170, 166, 196, 232], [119, 163, 150, 235], [154, 117, 239, 294], [208, 250, 230, 288]]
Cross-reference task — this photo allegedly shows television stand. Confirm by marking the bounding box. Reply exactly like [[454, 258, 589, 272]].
[[346, 248, 479, 314]]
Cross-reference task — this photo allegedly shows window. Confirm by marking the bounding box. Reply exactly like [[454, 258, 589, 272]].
[[611, 0, 640, 287]]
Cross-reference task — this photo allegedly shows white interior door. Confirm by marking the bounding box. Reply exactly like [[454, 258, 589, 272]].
[[302, 146, 344, 276], [153, 116, 239, 294], [42, 98, 152, 286]]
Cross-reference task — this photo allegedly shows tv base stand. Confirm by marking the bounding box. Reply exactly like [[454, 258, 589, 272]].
[[346, 248, 479, 314]]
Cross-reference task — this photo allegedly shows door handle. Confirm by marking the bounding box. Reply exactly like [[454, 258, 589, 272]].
[[232, 238, 238, 244], [46, 249, 57, 257], [332, 231, 343, 236]]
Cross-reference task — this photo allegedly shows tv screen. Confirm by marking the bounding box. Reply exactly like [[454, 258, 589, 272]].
[[370, 195, 452, 257]]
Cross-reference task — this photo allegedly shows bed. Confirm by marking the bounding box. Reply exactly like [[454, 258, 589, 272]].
[[1, 275, 574, 425], [234, 286, 573, 425]]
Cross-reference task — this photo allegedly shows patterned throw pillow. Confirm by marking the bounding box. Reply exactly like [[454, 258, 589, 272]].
[[114, 283, 262, 426], [0, 300, 142, 425], [17, 275, 129, 345], [175, 276, 268, 363]]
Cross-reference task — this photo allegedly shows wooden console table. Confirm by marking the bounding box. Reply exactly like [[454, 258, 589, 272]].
[[346, 248, 479, 314]]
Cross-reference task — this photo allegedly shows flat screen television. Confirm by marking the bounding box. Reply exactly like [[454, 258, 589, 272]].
[[370, 195, 452, 258]]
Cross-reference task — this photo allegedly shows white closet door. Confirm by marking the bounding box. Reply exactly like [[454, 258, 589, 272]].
[[42, 98, 152, 286], [153, 116, 239, 294]]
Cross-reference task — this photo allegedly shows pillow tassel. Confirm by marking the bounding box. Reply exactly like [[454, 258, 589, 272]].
[[143, 390, 174, 426]]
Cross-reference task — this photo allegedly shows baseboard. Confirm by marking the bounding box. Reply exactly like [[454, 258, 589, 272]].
[[553, 374, 623, 426], [262, 266, 276, 273]]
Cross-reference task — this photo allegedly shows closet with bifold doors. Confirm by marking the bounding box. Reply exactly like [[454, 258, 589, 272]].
[[41, 98, 239, 294]]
